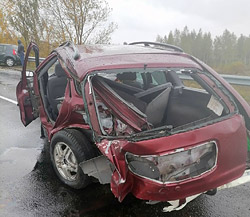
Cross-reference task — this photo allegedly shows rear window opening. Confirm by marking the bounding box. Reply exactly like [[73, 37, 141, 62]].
[[86, 68, 233, 138]]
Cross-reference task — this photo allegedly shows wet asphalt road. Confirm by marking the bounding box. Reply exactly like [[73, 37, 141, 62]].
[[0, 68, 250, 217]]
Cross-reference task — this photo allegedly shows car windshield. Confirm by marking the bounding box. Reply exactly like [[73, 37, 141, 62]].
[[83, 68, 233, 139]]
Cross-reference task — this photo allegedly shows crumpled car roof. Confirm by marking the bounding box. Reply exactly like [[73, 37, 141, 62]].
[[55, 44, 202, 81]]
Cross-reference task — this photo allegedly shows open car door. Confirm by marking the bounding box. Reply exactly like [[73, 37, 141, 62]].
[[16, 42, 40, 126]]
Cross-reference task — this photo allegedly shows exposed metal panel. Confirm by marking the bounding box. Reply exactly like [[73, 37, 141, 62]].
[[79, 155, 113, 184]]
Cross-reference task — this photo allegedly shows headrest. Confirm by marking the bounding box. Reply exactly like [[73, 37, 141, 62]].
[[117, 72, 136, 81], [166, 70, 183, 87], [55, 63, 66, 77]]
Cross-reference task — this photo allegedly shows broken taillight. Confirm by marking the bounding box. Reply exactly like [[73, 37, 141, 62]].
[[126, 141, 217, 183], [13, 49, 16, 55]]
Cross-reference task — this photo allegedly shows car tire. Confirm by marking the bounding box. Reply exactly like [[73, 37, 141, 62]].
[[5, 57, 15, 67], [50, 129, 95, 189]]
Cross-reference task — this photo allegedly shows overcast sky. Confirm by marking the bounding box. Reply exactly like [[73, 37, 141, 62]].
[[107, 0, 250, 44]]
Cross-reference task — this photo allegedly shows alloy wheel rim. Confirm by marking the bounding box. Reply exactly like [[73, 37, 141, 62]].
[[54, 142, 78, 181], [6, 58, 14, 66]]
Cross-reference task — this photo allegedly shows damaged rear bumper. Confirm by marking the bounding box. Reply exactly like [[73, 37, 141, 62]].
[[80, 114, 248, 204], [163, 169, 250, 212]]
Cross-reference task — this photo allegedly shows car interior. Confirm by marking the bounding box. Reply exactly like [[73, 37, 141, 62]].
[[92, 69, 226, 135], [38, 58, 68, 121], [46, 63, 68, 118]]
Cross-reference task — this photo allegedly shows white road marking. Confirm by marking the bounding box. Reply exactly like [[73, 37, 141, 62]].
[[0, 95, 18, 105]]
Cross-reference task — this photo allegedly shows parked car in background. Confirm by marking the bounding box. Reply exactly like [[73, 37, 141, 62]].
[[0, 43, 21, 67], [16, 41, 250, 212]]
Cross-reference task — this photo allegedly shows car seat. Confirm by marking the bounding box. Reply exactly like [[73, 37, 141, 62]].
[[145, 85, 172, 127], [117, 72, 143, 89], [47, 63, 68, 120]]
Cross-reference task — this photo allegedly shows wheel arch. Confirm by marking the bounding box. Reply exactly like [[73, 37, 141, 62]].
[[50, 126, 96, 152]]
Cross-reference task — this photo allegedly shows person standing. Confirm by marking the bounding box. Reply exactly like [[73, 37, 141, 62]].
[[17, 40, 25, 66]]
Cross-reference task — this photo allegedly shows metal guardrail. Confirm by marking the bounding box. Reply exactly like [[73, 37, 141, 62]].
[[28, 57, 250, 86], [178, 72, 250, 87], [28, 57, 45, 62], [220, 74, 250, 86]]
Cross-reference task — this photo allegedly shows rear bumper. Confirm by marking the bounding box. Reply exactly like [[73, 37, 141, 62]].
[[164, 169, 250, 212], [128, 163, 245, 201]]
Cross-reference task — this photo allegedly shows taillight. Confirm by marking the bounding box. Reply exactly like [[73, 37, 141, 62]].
[[13, 49, 16, 55], [126, 141, 217, 183]]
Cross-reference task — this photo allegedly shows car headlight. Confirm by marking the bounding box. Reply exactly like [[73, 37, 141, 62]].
[[126, 141, 217, 183]]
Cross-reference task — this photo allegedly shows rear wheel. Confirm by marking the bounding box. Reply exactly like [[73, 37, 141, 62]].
[[5, 57, 15, 67], [50, 129, 95, 189]]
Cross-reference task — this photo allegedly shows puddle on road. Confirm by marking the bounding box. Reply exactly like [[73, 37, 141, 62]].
[[0, 147, 41, 181]]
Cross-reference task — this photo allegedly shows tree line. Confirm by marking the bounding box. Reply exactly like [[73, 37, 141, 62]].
[[156, 26, 250, 75], [0, 0, 117, 56]]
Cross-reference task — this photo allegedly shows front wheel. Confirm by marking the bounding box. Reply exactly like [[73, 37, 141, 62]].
[[50, 129, 95, 189], [5, 57, 15, 67]]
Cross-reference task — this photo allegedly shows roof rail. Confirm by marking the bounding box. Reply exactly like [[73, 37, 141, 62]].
[[128, 41, 183, 52]]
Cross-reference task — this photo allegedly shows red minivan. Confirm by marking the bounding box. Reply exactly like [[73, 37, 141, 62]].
[[16, 41, 250, 211]]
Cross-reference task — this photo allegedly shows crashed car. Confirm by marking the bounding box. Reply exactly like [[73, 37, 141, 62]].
[[16, 41, 250, 211]]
